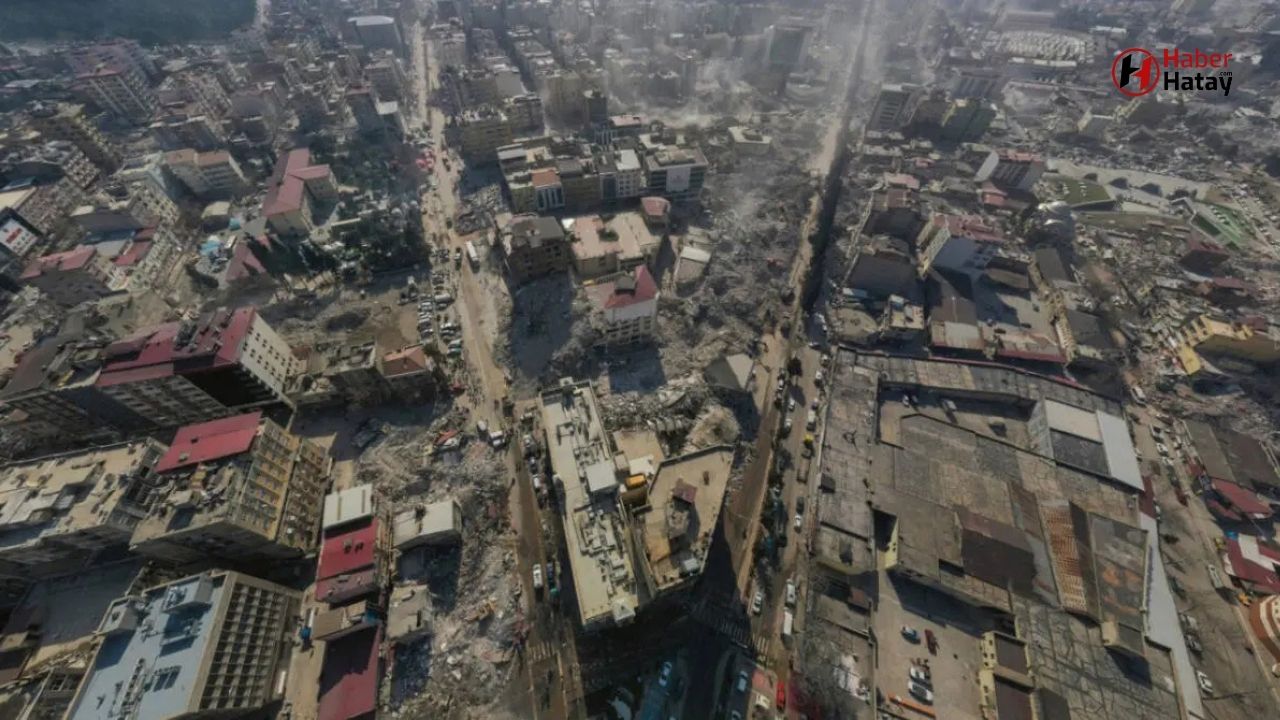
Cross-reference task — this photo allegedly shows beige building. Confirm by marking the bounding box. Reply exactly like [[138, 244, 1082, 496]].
[[131, 411, 330, 563], [78, 68, 156, 125], [28, 102, 123, 172], [0, 439, 167, 578], [458, 106, 514, 163], [66, 570, 300, 720], [165, 148, 249, 199]]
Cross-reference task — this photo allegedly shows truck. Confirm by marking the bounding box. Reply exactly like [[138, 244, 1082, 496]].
[[465, 240, 480, 269]]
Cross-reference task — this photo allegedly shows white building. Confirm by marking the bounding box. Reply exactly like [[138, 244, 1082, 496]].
[[589, 266, 659, 347]]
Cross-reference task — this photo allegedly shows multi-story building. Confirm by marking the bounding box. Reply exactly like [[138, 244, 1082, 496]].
[[149, 110, 226, 152], [131, 411, 329, 563], [96, 307, 300, 426], [1172, 314, 1280, 377], [916, 212, 1007, 276], [439, 30, 468, 68], [164, 148, 249, 199], [65, 39, 156, 87], [350, 15, 405, 56], [346, 84, 383, 135], [975, 149, 1045, 192], [110, 152, 183, 224], [558, 156, 601, 212], [20, 246, 125, 306], [365, 51, 408, 101], [1, 135, 99, 190], [568, 211, 660, 278], [504, 92, 544, 133], [940, 99, 997, 143], [599, 147, 644, 203], [0, 439, 167, 578], [27, 102, 122, 172], [0, 175, 87, 237], [868, 82, 922, 131], [500, 214, 571, 283], [457, 107, 514, 164], [539, 378, 640, 630], [639, 137, 706, 204], [66, 570, 301, 720], [78, 69, 157, 125], [589, 266, 660, 346], [262, 148, 338, 236], [0, 206, 41, 262]]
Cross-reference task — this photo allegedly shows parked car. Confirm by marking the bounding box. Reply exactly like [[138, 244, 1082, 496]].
[[908, 680, 934, 704], [752, 589, 764, 615], [785, 580, 796, 607], [925, 629, 938, 654], [794, 513, 803, 531], [787, 397, 797, 413], [909, 664, 930, 685], [901, 626, 920, 642], [532, 566, 543, 591], [736, 670, 749, 693], [659, 660, 673, 688], [782, 417, 793, 435]]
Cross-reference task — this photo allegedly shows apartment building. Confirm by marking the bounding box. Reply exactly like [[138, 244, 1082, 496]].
[[131, 412, 329, 564], [1173, 314, 1280, 377], [165, 148, 249, 199], [65, 39, 156, 87], [66, 571, 300, 720], [365, 51, 408, 101], [96, 307, 300, 427], [262, 148, 338, 236], [916, 212, 1007, 276], [20, 246, 125, 306], [458, 106, 514, 163], [0, 175, 87, 237], [27, 102, 122, 172], [500, 214, 571, 284], [975, 149, 1046, 192], [590, 266, 660, 347], [639, 137, 707, 204], [868, 83, 922, 131], [0, 439, 167, 578], [150, 111, 226, 152], [79, 69, 157, 125]]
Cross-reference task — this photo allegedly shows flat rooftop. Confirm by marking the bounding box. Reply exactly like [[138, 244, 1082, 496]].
[[637, 446, 734, 594], [539, 379, 639, 628], [0, 441, 166, 566], [816, 351, 1185, 720], [69, 573, 229, 720]]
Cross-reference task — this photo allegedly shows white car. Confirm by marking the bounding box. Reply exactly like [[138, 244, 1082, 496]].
[[909, 665, 930, 685], [751, 589, 764, 614], [794, 513, 803, 531], [908, 680, 934, 704], [532, 566, 543, 591], [1156, 442, 1169, 456], [785, 580, 796, 607], [787, 397, 796, 412]]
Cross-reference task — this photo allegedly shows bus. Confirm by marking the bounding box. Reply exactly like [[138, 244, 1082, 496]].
[[465, 240, 480, 269]]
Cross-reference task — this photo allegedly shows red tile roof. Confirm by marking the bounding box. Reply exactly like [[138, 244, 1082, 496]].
[[262, 148, 332, 218], [382, 346, 429, 377], [96, 307, 256, 387], [531, 168, 559, 188], [20, 246, 96, 279], [317, 519, 379, 581], [1211, 479, 1273, 520], [603, 265, 658, 310], [113, 240, 152, 267], [155, 411, 263, 473], [1226, 537, 1280, 595], [318, 626, 381, 720], [224, 240, 266, 281]]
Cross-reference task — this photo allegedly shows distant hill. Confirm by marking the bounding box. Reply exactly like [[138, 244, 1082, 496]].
[[1, 0, 257, 44]]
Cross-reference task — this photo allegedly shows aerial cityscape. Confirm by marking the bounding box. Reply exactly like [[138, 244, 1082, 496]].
[[1, 1, 1280, 719]]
